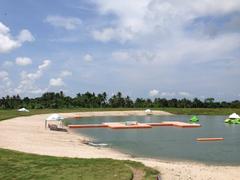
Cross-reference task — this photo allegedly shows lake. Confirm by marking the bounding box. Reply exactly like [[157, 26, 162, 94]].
[[66, 115, 240, 165]]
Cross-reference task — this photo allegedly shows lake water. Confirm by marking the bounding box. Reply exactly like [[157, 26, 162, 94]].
[[65, 115, 240, 165]]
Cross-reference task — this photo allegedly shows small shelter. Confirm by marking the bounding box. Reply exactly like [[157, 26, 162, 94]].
[[18, 108, 29, 112], [145, 109, 152, 115], [45, 114, 64, 128], [229, 113, 240, 119]]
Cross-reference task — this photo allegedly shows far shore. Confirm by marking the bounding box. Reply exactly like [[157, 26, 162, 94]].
[[0, 110, 240, 180]]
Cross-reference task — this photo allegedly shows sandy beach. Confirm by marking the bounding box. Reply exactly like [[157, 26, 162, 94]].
[[0, 111, 239, 180]]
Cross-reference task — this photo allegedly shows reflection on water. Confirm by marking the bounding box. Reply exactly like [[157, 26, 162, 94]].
[[66, 115, 240, 165]]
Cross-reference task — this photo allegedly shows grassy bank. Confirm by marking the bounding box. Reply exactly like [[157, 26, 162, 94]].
[[0, 148, 158, 180], [161, 108, 240, 115], [0, 108, 141, 121], [1, 108, 240, 121]]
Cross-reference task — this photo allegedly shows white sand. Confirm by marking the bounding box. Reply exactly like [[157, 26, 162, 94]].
[[0, 111, 239, 180]]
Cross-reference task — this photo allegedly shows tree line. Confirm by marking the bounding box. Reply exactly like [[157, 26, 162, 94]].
[[0, 91, 240, 109]]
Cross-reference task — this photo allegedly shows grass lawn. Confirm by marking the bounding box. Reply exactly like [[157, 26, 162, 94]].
[[0, 148, 159, 180], [0, 108, 146, 121], [161, 108, 240, 115], [1, 108, 240, 122]]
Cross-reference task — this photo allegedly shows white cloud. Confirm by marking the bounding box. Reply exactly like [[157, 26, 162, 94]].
[[45, 15, 82, 30], [92, 1, 240, 66], [83, 54, 93, 62], [110, 33, 240, 65], [158, 91, 192, 98], [17, 29, 35, 43], [49, 78, 64, 87], [38, 60, 51, 70], [15, 57, 32, 66], [112, 51, 130, 61], [94, 0, 240, 43], [0, 22, 34, 53], [160, 92, 176, 97], [49, 70, 71, 88], [0, 70, 11, 86], [0, 71, 9, 81], [92, 28, 115, 42], [92, 27, 133, 43], [60, 70, 72, 77], [14, 60, 51, 94], [0, 22, 9, 34], [149, 89, 159, 97], [112, 50, 157, 63], [178, 91, 192, 97], [0, 70, 12, 94]]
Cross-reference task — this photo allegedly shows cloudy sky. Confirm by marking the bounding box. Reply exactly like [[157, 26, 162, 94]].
[[0, 0, 240, 100]]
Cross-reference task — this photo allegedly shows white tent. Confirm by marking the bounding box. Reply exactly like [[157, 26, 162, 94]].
[[145, 109, 152, 115], [229, 113, 240, 119], [18, 108, 29, 112], [45, 114, 64, 128]]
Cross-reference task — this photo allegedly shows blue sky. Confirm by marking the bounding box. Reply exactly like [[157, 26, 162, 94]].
[[0, 0, 240, 100]]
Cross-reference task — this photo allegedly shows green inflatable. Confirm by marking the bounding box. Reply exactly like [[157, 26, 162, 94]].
[[190, 116, 199, 122], [225, 118, 240, 124], [224, 113, 240, 124]]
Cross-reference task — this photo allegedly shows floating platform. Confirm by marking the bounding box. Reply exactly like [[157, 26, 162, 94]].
[[164, 121, 201, 128], [147, 121, 201, 128], [196, 137, 224, 142], [68, 121, 201, 129], [103, 122, 152, 129]]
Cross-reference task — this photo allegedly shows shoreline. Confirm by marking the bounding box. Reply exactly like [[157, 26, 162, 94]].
[[0, 111, 240, 180]]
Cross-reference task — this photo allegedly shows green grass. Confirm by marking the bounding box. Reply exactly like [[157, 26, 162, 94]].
[[1, 108, 240, 122], [0, 148, 159, 180], [0, 108, 140, 121], [161, 108, 240, 115]]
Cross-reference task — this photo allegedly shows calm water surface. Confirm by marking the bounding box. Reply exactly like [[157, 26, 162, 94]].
[[65, 115, 240, 165]]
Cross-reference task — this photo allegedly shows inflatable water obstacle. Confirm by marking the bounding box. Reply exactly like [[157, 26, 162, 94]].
[[190, 115, 199, 122], [225, 113, 240, 124]]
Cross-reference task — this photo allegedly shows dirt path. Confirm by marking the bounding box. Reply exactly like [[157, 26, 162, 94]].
[[126, 165, 145, 180]]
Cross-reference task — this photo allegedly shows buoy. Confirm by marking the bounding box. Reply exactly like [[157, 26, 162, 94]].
[[196, 137, 224, 141]]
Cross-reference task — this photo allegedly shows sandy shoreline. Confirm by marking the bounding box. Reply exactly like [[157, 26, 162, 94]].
[[0, 110, 239, 180]]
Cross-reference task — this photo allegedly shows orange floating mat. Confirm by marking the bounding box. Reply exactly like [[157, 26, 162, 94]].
[[196, 137, 224, 141], [160, 121, 201, 128]]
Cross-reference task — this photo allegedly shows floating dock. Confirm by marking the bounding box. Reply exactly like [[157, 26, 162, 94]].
[[147, 121, 201, 128], [160, 121, 201, 128], [68, 121, 201, 129], [103, 122, 152, 129]]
